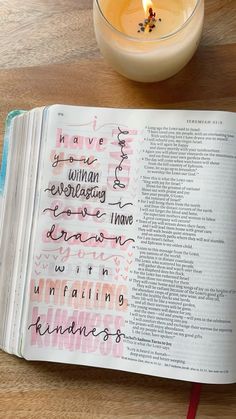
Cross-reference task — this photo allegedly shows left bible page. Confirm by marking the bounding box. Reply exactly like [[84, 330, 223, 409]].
[[22, 105, 139, 366]]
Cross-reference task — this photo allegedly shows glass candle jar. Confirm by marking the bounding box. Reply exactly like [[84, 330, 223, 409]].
[[93, 0, 204, 82]]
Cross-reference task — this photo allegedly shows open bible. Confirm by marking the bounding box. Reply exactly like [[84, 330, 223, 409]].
[[0, 105, 236, 384]]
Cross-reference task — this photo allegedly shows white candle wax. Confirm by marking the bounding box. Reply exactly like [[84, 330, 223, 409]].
[[93, 0, 204, 82]]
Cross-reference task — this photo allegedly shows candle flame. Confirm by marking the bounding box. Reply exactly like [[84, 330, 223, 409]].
[[142, 0, 154, 14]]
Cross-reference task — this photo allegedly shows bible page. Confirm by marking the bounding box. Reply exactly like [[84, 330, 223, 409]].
[[22, 105, 236, 384]]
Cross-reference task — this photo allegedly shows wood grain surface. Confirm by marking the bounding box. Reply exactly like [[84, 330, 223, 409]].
[[0, 1, 235, 418]]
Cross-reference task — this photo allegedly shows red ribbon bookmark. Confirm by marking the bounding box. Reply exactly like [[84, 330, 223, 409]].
[[186, 383, 202, 419]]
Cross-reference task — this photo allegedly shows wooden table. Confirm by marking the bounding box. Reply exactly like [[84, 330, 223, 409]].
[[0, 1, 235, 418]]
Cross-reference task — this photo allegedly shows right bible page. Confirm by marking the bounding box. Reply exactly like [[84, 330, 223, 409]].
[[134, 110, 236, 383]]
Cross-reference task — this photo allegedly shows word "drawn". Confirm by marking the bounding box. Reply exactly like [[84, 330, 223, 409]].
[[46, 224, 135, 247]]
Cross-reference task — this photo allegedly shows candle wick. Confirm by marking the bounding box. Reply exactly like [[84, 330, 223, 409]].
[[147, 7, 156, 29], [137, 6, 159, 34], [149, 8, 155, 19]]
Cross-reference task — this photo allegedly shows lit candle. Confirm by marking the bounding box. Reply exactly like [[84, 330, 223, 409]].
[[93, 0, 204, 82]]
